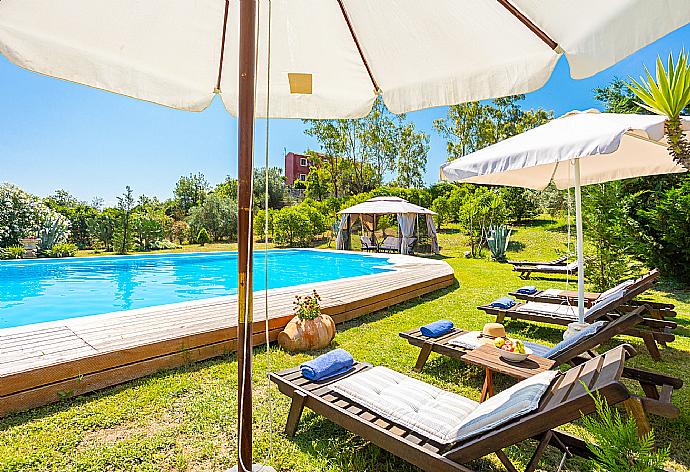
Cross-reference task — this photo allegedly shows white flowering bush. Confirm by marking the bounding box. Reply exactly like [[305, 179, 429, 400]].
[[0, 183, 67, 248]]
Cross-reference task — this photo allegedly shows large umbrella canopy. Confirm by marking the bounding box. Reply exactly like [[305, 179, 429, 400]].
[[441, 110, 689, 188], [2, 1, 690, 118], [441, 110, 689, 324]]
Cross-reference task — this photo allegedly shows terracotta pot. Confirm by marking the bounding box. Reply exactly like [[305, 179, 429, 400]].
[[277, 314, 336, 352]]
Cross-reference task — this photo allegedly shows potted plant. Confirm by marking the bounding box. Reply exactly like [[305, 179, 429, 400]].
[[277, 290, 336, 351]]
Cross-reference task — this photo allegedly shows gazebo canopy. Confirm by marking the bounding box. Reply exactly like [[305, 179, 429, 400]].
[[339, 196, 435, 216], [336, 197, 438, 255]]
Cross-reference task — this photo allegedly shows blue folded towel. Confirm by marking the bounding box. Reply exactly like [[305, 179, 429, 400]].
[[420, 319, 454, 337], [516, 285, 537, 295], [300, 349, 354, 381], [489, 296, 516, 309]]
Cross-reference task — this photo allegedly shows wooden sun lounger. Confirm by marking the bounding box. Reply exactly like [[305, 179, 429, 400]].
[[509, 269, 676, 318], [478, 272, 677, 361], [513, 261, 578, 279], [400, 307, 682, 428], [508, 254, 568, 267], [270, 346, 646, 472]]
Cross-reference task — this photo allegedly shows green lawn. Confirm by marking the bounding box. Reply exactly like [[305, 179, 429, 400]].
[[2, 220, 688, 472]]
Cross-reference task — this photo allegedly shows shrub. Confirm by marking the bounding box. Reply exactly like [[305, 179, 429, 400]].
[[132, 214, 164, 251], [197, 227, 211, 246], [254, 209, 274, 241], [149, 240, 180, 250], [0, 183, 60, 247], [47, 243, 78, 258], [582, 391, 669, 471], [0, 246, 24, 259], [273, 206, 313, 246]]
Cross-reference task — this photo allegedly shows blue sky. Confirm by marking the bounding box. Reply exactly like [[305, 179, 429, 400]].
[[1, 25, 689, 206]]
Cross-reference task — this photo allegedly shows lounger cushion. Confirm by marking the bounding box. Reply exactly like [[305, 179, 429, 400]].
[[594, 279, 634, 306], [452, 369, 559, 442], [331, 366, 478, 445], [543, 321, 606, 359], [517, 302, 577, 318], [522, 341, 552, 357]]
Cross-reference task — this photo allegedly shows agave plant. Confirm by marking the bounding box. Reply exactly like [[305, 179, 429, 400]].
[[628, 51, 690, 170], [36, 214, 70, 252], [485, 224, 512, 261]]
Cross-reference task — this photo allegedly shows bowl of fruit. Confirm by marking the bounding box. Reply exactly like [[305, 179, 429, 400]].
[[493, 337, 531, 362]]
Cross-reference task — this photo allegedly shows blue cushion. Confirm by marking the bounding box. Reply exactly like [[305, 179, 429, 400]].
[[420, 319, 454, 337], [515, 285, 537, 295], [300, 349, 354, 381], [544, 321, 606, 359], [489, 297, 516, 309]]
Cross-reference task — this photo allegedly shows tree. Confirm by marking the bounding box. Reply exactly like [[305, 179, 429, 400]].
[[254, 167, 286, 209], [88, 209, 117, 252], [582, 182, 637, 290], [305, 167, 331, 201], [395, 122, 429, 188], [174, 173, 209, 214], [272, 206, 314, 246], [628, 51, 690, 169], [187, 194, 238, 242], [170, 220, 189, 244], [433, 95, 552, 160], [114, 186, 136, 254], [197, 227, 210, 246], [500, 187, 540, 222], [431, 197, 452, 229]]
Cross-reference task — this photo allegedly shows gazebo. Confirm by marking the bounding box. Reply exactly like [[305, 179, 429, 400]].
[[336, 196, 439, 255]]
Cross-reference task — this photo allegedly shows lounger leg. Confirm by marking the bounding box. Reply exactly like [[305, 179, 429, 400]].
[[623, 397, 652, 437], [525, 431, 553, 472], [285, 390, 308, 437], [413, 342, 434, 373], [496, 312, 506, 324], [495, 450, 519, 472], [640, 331, 662, 361]]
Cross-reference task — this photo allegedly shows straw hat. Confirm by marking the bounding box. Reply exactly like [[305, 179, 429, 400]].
[[481, 323, 506, 339]]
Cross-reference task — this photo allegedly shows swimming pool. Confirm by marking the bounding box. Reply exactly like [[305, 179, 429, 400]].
[[0, 250, 394, 329]]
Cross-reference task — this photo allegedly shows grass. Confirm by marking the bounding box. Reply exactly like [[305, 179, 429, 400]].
[[1, 219, 688, 471]]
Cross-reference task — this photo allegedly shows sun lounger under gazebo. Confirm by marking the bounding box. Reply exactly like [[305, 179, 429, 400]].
[[359, 235, 378, 252], [399, 308, 682, 430], [478, 276, 676, 360], [509, 269, 676, 319], [271, 346, 643, 472]]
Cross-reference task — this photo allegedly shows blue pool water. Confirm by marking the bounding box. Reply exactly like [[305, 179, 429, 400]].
[[0, 250, 394, 329]]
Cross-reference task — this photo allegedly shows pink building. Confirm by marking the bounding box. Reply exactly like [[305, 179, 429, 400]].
[[284, 152, 312, 186]]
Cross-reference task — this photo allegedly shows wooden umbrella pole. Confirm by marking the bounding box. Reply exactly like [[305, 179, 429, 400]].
[[237, 0, 257, 468]]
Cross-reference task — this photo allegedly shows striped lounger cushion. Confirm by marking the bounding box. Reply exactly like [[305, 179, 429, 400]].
[[331, 366, 558, 445]]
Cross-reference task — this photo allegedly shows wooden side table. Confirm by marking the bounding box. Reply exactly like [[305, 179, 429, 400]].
[[461, 344, 556, 402]]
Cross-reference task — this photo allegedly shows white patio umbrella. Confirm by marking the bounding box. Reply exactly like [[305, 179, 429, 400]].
[[441, 110, 689, 324], [2, 1, 689, 469]]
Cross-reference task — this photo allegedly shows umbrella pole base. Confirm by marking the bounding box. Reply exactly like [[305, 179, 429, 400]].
[[227, 465, 277, 472], [564, 321, 590, 340]]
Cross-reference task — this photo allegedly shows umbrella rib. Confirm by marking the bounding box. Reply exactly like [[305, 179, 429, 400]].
[[215, 0, 231, 93], [336, 0, 380, 93], [496, 0, 559, 51]]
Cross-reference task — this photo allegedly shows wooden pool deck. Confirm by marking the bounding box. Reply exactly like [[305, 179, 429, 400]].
[[0, 253, 454, 417]]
